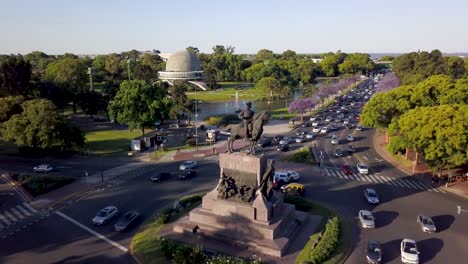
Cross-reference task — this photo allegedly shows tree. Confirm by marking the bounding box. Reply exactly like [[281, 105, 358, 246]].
[[45, 57, 87, 113], [168, 81, 191, 123], [320, 55, 339, 77], [0, 55, 32, 96], [24, 51, 55, 82], [289, 98, 315, 121], [379, 55, 395, 61], [0, 99, 84, 151], [338, 53, 375, 75], [447, 56, 465, 79], [375, 72, 401, 93], [77, 90, 102, 119], [105, 53, 122, 78], [281, 50, 297, 60], [0, 95, 25, 123], [253, 49, 274, 64], [108, 80, 168, 135], [256, 77, 282, 99]]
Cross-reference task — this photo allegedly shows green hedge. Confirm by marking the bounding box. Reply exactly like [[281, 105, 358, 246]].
[[11, 174, 75, 196], [306, 217, 340, 264], [283, 147, 316, 165]]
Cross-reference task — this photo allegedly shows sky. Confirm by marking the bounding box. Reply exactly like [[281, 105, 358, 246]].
[[1, 0, 468, 55]]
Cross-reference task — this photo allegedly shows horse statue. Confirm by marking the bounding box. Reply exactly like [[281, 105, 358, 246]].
[[224, 111, 270, 154]]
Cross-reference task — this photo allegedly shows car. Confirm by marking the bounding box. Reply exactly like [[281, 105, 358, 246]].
[[312, 127, 321, 133], [364, 188, 380, 204], [301, 122, 311, 128], [219, 130, 231, 136], [331, 135, 339, 144], [348, 144, 356, 153], [295, 129, 306, 136], [277, 143, 289, 152], [306, 132, 316, 139], [93, 206, 119, 225], [312, 121, 319, 127], [274, 170, 300, 183], [366, 240, 382, 264], [335, 117, 342, 123], [178, 169, 196, 180], [417, 215, 436, 233], [114, 210, 141, 232], [325, 116, 332, 122], [401, 239, 420, 264], [257, 137, 272, 147], [347, 134, 354, 141], [179, 160, 197, 170], [343, 118, 350, 125], [273, 135, 284, 143], [295, 135, 306, 143], [280, 183, 305, 196], [358, 210, 375, 228], [150, 172, 171, 182], [336, 109, 341, 114], [320, 126, 329, 134], [345, 123, 354, 129], [356, 125, 363, 131], [357, 163, 369, 174], [330, 124, 338, 131], [309, 116, 316, 121], [334, 148, 344, 157], [169, 123, 180, 128], [279, 137, 294, 145], [33, 164, 54, 173], [340, 164, 352, 175]]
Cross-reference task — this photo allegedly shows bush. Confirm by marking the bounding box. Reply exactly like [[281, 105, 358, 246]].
[[388, 135, 407, 155], [307, 217, 340, 264], [159, 237, 179, 259], [13, 174, 75, 196], [207, 256, 262, 264], [179, 193, 203, 207], [283, 147, 315, 165], [205, 116, 223, 126]]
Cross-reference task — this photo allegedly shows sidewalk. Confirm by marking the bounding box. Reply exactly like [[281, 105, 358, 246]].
[[372, 130, 468, 199]]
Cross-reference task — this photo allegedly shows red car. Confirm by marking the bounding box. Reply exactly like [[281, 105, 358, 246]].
[[340, 165, 353, 175]]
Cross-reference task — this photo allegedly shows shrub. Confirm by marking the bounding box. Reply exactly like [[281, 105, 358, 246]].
[[205, 116, 223, 126], [388, 135, 407, 155], [307, 216, 340, 264], [159, 237, 179, 259], [179, 194, 203, 207], [14, 175, 75, 196], [283, 147, 315, 164]]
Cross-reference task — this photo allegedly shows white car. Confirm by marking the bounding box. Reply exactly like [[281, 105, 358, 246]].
[[93, 206, 119, 225], [179, 160, 198, 170], [279, 137, 294, 145], [347, 134, 354, 141], [312, 127, 321, 133], [320, 126, 329, 134], [274, 170, 300, 183], [401, 239, 420, 264], [331, 135, 339, 145], [33, 164, 54, 173], [364, 188, 380, 204], [356, 125, 363, 131], [312, 121, 319, 127], [325, 116, 332, 122], [417, 215, 436, 233], [358, 210, 375, 228], [343, 118, 349, 125], [310, 116, 316, 121], [295, 135, 306, 143], [357, 163, 369, 174], [306, 132, 316, 139]]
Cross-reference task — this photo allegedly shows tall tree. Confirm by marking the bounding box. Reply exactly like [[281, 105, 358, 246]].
[[257, 76, 282, 98], [0, 95, 25, 123], [0, 55, 32, 96], [253, 49, 275, 64]]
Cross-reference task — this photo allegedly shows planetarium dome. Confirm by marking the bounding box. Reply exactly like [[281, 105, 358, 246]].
[[165, 50, 202, 72]]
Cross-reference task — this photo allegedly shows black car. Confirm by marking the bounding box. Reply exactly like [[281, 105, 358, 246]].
[[301, 122, 311, 128], [150, 172, 171, 182], [273, 135, 284, 143], [347, 145, 356, 153], [178, 169, 196, 180], [257, 137, 272, 148], [114, 210, 141, 232], [330, 124, 338, 131], [334, 148, 344, 157], [366, 240, 382, 263], [277, 143, 289, 152]]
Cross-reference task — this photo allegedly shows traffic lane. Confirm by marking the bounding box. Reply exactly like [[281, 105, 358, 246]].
[[0, 213, 133, 264]]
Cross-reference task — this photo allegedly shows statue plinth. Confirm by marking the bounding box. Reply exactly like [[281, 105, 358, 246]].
[[168, 153, 309, 257]]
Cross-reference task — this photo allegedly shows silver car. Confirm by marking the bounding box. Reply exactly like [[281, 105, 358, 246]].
[[93, 206, 119, 225], [179, 160, 198, 170], [417, 215, 436, 233], [359, 210, 375, 228], [364, 188, 380, 204]]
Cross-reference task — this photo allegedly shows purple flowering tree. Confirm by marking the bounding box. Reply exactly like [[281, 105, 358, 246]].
[[375, 72, 401, 93], [288, 98, 315, 121]]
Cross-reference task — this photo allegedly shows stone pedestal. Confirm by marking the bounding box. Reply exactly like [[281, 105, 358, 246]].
[[170, 152, 309, 257]]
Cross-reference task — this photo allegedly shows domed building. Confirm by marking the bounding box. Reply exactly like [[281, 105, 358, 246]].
[[158, 50, 208, 90]]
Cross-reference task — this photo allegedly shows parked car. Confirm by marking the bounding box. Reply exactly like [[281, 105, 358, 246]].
[[280, 183, 305, 196], [306, 132, 316, 139], [273, 135, 284, 143], [357, 163, 369, 174], [340, 164, 352, 175], [417, 215, 436, 233], [358, 210, 375, 228], [347, 134, 354, 141], [93, 206, 119, 225], [312, 127, 321, 133], [401, 239, 420, 264], [150, 172, 171, 182], [178, 169, 196, 180], [320, 126, 329, 134], [257, 137, 272, 147], [279, 137, 295, 145], [348, 144, 356, 153], [277, 144, 289, 152], [364, 188, 380, 204], [331, 135, 339, 144], [179, 160, 197, 170], [274, 170, 300, 183], [33, 164, 54, 173], [334, 148, 344, 157], [114, 210, 141, 232]]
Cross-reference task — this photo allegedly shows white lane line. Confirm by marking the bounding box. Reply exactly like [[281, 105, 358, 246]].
[[378, 176, 392, 186], [405, 180, 422, 190], [388, 177, 405, 187], [396, 179, 411, 188], [374, 175, 388, 184], [411, 181, 429, 190], [360, 175, 372, 182], [56, 211, 129, 253], [435, 187, 447, 194], [0, 213, 12, 225], [23, 203, 38, 213], [339, 171, 349, 179], [10, 208, 25, 219], [4, 211, 17, 222], [17, 205, 32, 216], [352, 172, 365, 181], [364, 175, 376, 183], [383, 176, 400, 187], [362, 156, 369, 161], [367, 174, 382, 184]]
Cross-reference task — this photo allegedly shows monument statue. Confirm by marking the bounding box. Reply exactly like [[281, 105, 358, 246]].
[[238, 102, 255, 138], [258, 160, 275, 200], [217, 173, 256, 203], [224, 109, 270, 154]]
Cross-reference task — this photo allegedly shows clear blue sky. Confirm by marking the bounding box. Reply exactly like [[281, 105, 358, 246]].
[[1, 0, 467, 55]]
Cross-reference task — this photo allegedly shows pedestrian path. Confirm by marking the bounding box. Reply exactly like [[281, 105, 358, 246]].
[[0, 203, 42, 232], [322, 168, 447, 193], [204, 155, 220, 162]]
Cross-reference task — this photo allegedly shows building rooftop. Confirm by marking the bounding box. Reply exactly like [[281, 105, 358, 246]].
[[165, 50, 202, 72]]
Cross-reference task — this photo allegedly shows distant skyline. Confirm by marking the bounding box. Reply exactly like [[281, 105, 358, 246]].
[[1, 0, 468, 55]]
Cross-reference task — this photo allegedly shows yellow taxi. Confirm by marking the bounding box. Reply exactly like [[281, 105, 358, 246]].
[[280, 183, 305, 197]]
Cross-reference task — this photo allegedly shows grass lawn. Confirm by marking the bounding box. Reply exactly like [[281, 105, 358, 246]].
[[283, 146, 316, 164], [85, 129, 142, 156], [270, 107, 298, 120], [187, 83, 269, 102], [11, 174, 75, 197]]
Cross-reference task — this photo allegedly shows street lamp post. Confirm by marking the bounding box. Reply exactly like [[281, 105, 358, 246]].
[[87, 67, 93, 91], [127, 59, 131, 81]]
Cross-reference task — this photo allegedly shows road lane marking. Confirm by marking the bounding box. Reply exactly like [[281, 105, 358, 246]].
[[362, 156, 368, 161], [382, 176, 399, 187], [23, 203, 38, 213], [55, 211, 129, 253], [370, 175, 385, 184], [10, 208, 24, 219], [411, 181, 428, 190], [396, 179, 411, 188], [0, 213, 12, 225], [405, 180, 421, 190], [4, 211, 17, 222], [17, 205, 32, 216]]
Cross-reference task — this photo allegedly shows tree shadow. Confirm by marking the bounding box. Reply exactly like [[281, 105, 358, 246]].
[[373, 210, 399, 228], [381, 239, 402, 263], [418, 238, 444, 263], [431, 214, 455, 233]]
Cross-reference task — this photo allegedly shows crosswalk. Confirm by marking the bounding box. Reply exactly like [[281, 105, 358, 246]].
[[204, 155, 220, 161], [322, 168, 446, 193], [0, 203, 40, 231]]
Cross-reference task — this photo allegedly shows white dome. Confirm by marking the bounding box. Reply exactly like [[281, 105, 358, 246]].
[[165, 50, 201, 72]]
